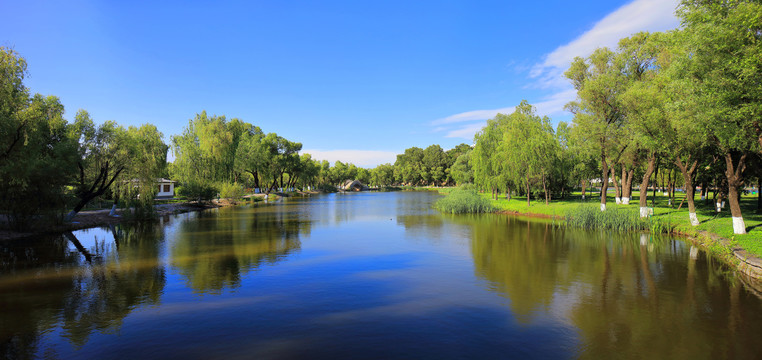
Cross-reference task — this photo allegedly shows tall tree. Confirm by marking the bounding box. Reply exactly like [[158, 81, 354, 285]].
[[617, 32, 672, 217], [565, 47, 627, 211], [65, 111, 129, 221], [472, 114, 511, 199], [499, 101, 559, 205], [677, 0, 762, 233]]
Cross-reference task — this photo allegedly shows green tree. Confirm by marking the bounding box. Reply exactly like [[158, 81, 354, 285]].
[[676, 0, 762, 233], [65, 111, 130, 221], [450, 151, 474, 186], [116, 124, 168, 218], [0, 48, 77, 228], [499, 101, 559, 205], [565, 47, 627, 211], [617, 32, 672, 217], [472, 114, 510, 199]]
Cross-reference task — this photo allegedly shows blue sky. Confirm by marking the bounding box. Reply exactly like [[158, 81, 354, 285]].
[[1, 0, 679, 167]]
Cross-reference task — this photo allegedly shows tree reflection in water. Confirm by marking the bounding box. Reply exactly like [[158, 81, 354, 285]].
[[171, 206, 307, 293], [0, 222, 166, 358], [464, 215, 762, 358]]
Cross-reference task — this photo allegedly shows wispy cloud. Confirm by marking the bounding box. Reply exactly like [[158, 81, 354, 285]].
[[432, 107, 515, 126], [529, 0, 680, 89], [432, 0, 680, 141], [436, 89, 578, 140], [301, 149, 398, 168]]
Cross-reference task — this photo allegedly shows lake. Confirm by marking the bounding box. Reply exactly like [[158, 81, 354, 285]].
[[2, 191, 762, 359]]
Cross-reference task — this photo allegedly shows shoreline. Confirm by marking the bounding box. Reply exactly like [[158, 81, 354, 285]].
[[0, 191, 321, 242], [5, 190, 761, 281], [0, 200, 232, 241], [496, 208, 762, 281]]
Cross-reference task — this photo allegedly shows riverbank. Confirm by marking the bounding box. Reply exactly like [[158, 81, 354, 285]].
[[0, 201, 227, 241], [0, 191, 323, 241], [436, 188, 762, 280]]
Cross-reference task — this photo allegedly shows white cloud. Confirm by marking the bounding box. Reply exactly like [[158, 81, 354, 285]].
[[445, 123, 485, 140], [529, 0, 680, 88], [301, 149, 398, 168], [432, 107, 515, 126], [436, 89, 578, 140], [432, 0, 680, 141]]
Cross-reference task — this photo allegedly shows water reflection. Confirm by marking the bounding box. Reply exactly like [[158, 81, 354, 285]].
[[465, 216, 762, 358], [171, 206, 306, 293], [0, 222, 166, 358], [1, 192, 762, 359]]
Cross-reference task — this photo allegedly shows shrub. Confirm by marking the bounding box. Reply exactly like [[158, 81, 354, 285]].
[[435, 188, 495, 214], [318, 184, 338, 193], [219, 182, 244, 200], [176, 181, 218, 202]]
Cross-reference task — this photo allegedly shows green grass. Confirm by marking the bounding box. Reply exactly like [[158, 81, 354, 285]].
[[443, 189, 762, 257], [435, 188, 496, 214]]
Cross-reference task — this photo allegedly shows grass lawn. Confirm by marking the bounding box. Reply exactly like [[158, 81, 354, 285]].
[[462, 189, 762, 257]]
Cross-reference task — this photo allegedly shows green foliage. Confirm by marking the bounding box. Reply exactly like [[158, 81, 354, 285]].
[[176, 181, 218, 202], [219, 182, 244, 200], [0, 49, 77, 229], [317, 184, 338, 193], [450, 151, 474, 185], [435, 188, 495, 214]]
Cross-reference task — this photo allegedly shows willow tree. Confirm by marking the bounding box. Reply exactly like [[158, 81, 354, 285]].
[[677, 0, 762, 233], [499, 101, 559, 205], [565, 48, 627, 211], [171, 112, 256, 200], [471, 114, 511, 200], [114, 124, 168, 218], [66, 111, 131, 221]]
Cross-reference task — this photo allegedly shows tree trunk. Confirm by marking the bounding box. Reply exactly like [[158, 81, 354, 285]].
[[506, 186, 511, 201], [543, 176, 549, 205], [65, 163, 124, 222], [639, 154, 656, 217], [623, 168, 634, 204], [651, 162, 659, 207], [675, 157, 699, 226], [581, 180, 587, 200], [611, 166, 621, 204], [758, 178, 761, 213], [724, 152, 747, 234], [621, 167, 628, 204], [526, 178, 531, 206], [601, 157, 609, 211]]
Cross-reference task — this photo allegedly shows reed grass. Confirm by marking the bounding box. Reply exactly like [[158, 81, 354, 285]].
[[435, 188, 495, 214], [565, 205, 676, 233]]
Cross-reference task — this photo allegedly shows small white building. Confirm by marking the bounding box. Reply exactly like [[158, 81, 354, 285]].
[[157, 178, 176, 198]]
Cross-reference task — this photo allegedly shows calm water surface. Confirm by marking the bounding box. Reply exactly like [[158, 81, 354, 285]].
[[2, 191, 762, 359]]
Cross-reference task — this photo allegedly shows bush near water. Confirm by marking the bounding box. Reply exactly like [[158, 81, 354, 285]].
[[435, 188, 495, 214]]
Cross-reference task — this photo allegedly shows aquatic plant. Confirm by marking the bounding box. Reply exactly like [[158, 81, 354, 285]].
[[435, 188, 495, 214], [565, 205, 676, 233]]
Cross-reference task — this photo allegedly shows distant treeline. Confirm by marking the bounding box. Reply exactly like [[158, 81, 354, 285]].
[[0, 45, 469, 230]]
